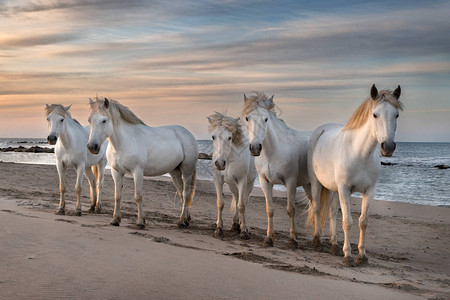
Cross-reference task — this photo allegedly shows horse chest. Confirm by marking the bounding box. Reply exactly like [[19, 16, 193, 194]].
[[342, 163, 380, 193], [256, 159, 285, 185]]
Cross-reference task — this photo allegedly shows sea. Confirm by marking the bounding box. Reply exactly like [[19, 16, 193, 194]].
[[0, 138, 448, 207]]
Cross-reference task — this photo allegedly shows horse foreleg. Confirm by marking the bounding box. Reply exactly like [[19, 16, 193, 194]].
[[228, 183, 240, 234], [74, 165, 84, 216], [356, 187, 374, 266], [329, 192, 340, 255], [286, 182, 298, 248], [85, 167, 97, 212], [237, 180, 249, 240], [213, 176, 225, 238], [111, 169, 124, 226], [338, 185, 354, 267], [260, 178, 274, 247], [95, 160, 106, 213], [56, 162, 66, 215], [132, 169, 145, 229]]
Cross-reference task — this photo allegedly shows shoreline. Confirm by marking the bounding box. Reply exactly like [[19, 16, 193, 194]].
[[0, 161, 449, 299], [1, 160, 448, 208]]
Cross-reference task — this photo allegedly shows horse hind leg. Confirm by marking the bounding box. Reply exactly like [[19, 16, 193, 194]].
[[329, 192, 341, 256], [132, 170, 145, 229], [177, 166, 196, 228], [308, 180, 324, 251]]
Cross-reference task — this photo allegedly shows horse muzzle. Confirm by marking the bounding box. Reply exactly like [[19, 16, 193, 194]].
[[214, 159, 226, 171], [47, 135, 57, 145], [380, 141, 396, 157], [87, 142, 100, 154], [249, 143, 262, 156]]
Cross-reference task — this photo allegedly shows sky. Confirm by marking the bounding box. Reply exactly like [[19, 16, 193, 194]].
[[0, 0, 449, 142]]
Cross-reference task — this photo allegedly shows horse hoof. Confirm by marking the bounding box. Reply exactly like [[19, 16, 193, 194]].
[[240, 231, 250, 240], [110, 218, 120, 226], [56, 208, 65, 215], [262, 237, 274, 248], [355, 255, 369, 266], [287, 238, 298, 250], [313, 236, 323, 252], [331, 244, 341, 256], [94, 206, 101, 214], [214, 227, 224, 238], [230, 223, 241, 234], [343, 256, 355, 267], [177, 220, 188, 229], [135, 223, 145, 230], [74, 210, 82, 217], [88, 206, 95, 213]]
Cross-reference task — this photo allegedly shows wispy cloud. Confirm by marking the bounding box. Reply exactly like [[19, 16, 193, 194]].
[[0, 0, 449, 140]]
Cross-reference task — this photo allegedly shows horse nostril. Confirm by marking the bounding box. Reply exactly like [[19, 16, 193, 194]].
[[381, 142, 385, 150], [393, 143, 396, 151], [258, 144, 262, 151], [223, 161, 226, 167]]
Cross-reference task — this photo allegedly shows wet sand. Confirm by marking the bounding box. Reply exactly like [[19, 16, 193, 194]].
[[0, 162, 448, 299]]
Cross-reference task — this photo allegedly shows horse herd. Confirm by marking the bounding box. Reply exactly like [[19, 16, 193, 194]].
[[45, 84, 403, 267]]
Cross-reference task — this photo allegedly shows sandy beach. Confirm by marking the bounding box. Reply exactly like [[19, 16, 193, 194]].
[[0, 162, 448, 299]]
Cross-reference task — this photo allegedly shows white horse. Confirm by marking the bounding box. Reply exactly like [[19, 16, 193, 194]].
[[307, 84, 403, 266], [45, 104, 107, 215], [208, 112, 257, 239], [87, 98, 198, 229], [242, 92, 311, 248]]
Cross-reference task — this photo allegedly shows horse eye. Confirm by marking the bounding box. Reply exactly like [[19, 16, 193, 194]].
[[102, 120, 107, 124], [228, 137, 232, 140], [373, 113, 378, 119], [212, 136, 215, 140], [264, 118, 268, 122], [395, 114, 399, 119], [60, 119, 64, 122], [245, 117, 249, 122]]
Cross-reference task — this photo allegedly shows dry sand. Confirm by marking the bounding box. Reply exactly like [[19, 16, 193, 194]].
[[0, 162, 448, 299]]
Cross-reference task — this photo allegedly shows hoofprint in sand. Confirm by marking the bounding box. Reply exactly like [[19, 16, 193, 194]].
[[0, 162, 448, 299]]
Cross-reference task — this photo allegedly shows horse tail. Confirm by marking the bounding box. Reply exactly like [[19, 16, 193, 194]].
[[187, 168, 196, 208], [91, 165, 99, 182], [306, 187, 331, 231]]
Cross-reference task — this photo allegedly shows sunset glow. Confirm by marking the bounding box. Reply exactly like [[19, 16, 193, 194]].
[[1, 0, 449, 141]]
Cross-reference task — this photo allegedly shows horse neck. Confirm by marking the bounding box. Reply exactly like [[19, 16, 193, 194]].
[[58, 116, 79, 149], [345, 121, 378, 159], [107, 119, 140, 150], [261, 115, 284, 156]]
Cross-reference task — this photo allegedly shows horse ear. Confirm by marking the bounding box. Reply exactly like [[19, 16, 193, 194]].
[[244, 94, 248, 103], [64, 104, 72, 111], [89, 98, 94, 105], [45, 104, 50, 109], [265, 95, 274, 107], [393, 85, 401, 99], [207, 117, 212, 123], [370, 84, 378, 100], [104, 98, 109, 108]]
